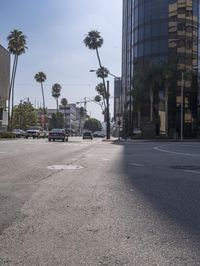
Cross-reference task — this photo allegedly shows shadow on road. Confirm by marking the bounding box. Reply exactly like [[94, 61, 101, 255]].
[[115, 142, 200, 239]]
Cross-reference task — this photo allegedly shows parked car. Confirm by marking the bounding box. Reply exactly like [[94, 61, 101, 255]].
[[48, 128, 68, 142], [25, 126, 46, 139], [83, 131, 93, 140], [133, 128, 142, 136], [12, 129, 25, 138], [93, 131, 105, 138]]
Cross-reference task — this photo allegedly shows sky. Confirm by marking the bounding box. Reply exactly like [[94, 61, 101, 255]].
[[0, 0, 122, 121]]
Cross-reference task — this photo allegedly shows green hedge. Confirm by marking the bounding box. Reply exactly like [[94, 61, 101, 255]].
[[0, 132, 16, 139]]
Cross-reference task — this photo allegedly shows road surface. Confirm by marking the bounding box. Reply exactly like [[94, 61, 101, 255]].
[[0, 138, 200, 265]]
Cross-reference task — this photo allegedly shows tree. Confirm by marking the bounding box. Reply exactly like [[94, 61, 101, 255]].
[[83, 30, 103, 67], [12, 101, 36, 130], [84, 30, 110, 138], [96, 66, 109, 79], [34, 72, 46, 128], [83, 118, 102, 132], [49, 112, 64, 130], [161, 62, 181, 136], [7, 29, 27, 131], [61, 98, 68, 127], [52, 83, 62, 112]]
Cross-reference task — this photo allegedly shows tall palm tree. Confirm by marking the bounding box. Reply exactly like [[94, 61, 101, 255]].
[[84, 30, 103, 67], [145, 64, 162, 122], [161, 62, 181, 136], [34, 71, 46, 128], [7, 29, 27, 131], [83, 30, 110, 138], [52, 83, 62, 113], [96, 66, 109, 79], [61, 97, 68, 127]]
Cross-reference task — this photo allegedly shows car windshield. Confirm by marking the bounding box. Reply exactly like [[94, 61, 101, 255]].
[[84, 132, 91, 136], [51, 129, 64, 133]]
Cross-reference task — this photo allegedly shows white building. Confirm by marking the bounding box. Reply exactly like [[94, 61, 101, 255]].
[[0, 45, 10, 129]]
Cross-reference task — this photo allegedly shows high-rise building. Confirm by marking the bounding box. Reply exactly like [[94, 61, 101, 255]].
[[121, 0, 200, 137]]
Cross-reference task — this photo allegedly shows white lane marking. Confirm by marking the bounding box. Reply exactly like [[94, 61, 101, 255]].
[[0, 152, 6, 154], [184, 170, 200, 174], [102, 158, 111, 161], [47, 164, 83, 170], [154, 147, 200, 157], [130, 163, 144, 167]]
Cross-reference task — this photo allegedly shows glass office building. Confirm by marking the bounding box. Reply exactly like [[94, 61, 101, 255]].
[[122, 0, 200, 137]]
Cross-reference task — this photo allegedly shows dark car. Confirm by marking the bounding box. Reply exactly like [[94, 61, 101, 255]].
[[48, 128, 68, 142], [83, 131, 93, 140]]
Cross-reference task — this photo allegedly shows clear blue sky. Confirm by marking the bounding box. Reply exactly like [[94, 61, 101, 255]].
[[0, 0, 122, 121]]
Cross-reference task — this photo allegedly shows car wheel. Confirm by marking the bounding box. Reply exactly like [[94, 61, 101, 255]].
[[53, 139, 55, 142], [33, 136, 35, 139], [26, 136, 28, 139], [48, 138, 51, 142]]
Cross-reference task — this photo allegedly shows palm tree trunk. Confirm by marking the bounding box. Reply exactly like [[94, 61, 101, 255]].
[[8, 55, 17, 131], [96, 48, 107, 107], [10, 55, 18, 132], [96, 48, 110, 138], [150, 87, 153, 122], [40, 82, 45, 128], [56, 98, 58, 113], [165, 85, 168, 136], [137, 106, 141, 128]]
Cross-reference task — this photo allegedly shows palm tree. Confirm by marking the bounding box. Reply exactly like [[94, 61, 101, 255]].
[[96, 66, 109, 79], [94, 95, 104, 112], [161, 62, 181, 136], [52, 83, 62, 113], [34, 71, 46, 128], [84, 30, 110, 138], [61, 97, 68, 127], [95, 83, 107, 108], [7, 29, 27, 131], [84, 30, 103, 67]]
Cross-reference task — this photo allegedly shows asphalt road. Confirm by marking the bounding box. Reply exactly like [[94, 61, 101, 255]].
[[0, 138, 200, 265]]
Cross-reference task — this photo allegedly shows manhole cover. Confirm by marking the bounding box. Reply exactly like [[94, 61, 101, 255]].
[[47, 165, 83, 170], [170, 165, 200, 171]]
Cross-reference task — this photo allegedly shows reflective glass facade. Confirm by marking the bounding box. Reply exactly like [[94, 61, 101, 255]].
[[122, 0, 200, 137]]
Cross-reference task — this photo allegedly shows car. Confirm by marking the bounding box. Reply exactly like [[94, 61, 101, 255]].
[[25, 126, 46, 139], [93, 131, 105, 138], [83, 131, 93, 140], [12, 129, 25, 138], [133, 128, 142, 136], [48, 128, 68, 142]]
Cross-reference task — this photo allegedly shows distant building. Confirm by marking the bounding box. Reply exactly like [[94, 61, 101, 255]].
[[47, 104, 81, 133], [113, 77, 122, 122], [0, 44, 10, 129]]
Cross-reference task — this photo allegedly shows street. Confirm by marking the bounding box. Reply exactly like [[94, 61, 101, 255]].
[[0, 138, 200, 265]]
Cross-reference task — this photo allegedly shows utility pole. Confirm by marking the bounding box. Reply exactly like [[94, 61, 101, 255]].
[[106, 80, 110, 139]]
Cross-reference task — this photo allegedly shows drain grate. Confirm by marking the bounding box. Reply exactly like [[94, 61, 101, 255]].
[[170, 165, 200, 171], [47, 165, 83, 170]]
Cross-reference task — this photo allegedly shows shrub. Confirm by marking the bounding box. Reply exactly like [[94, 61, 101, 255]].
[[0, 132, 16, 139]]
